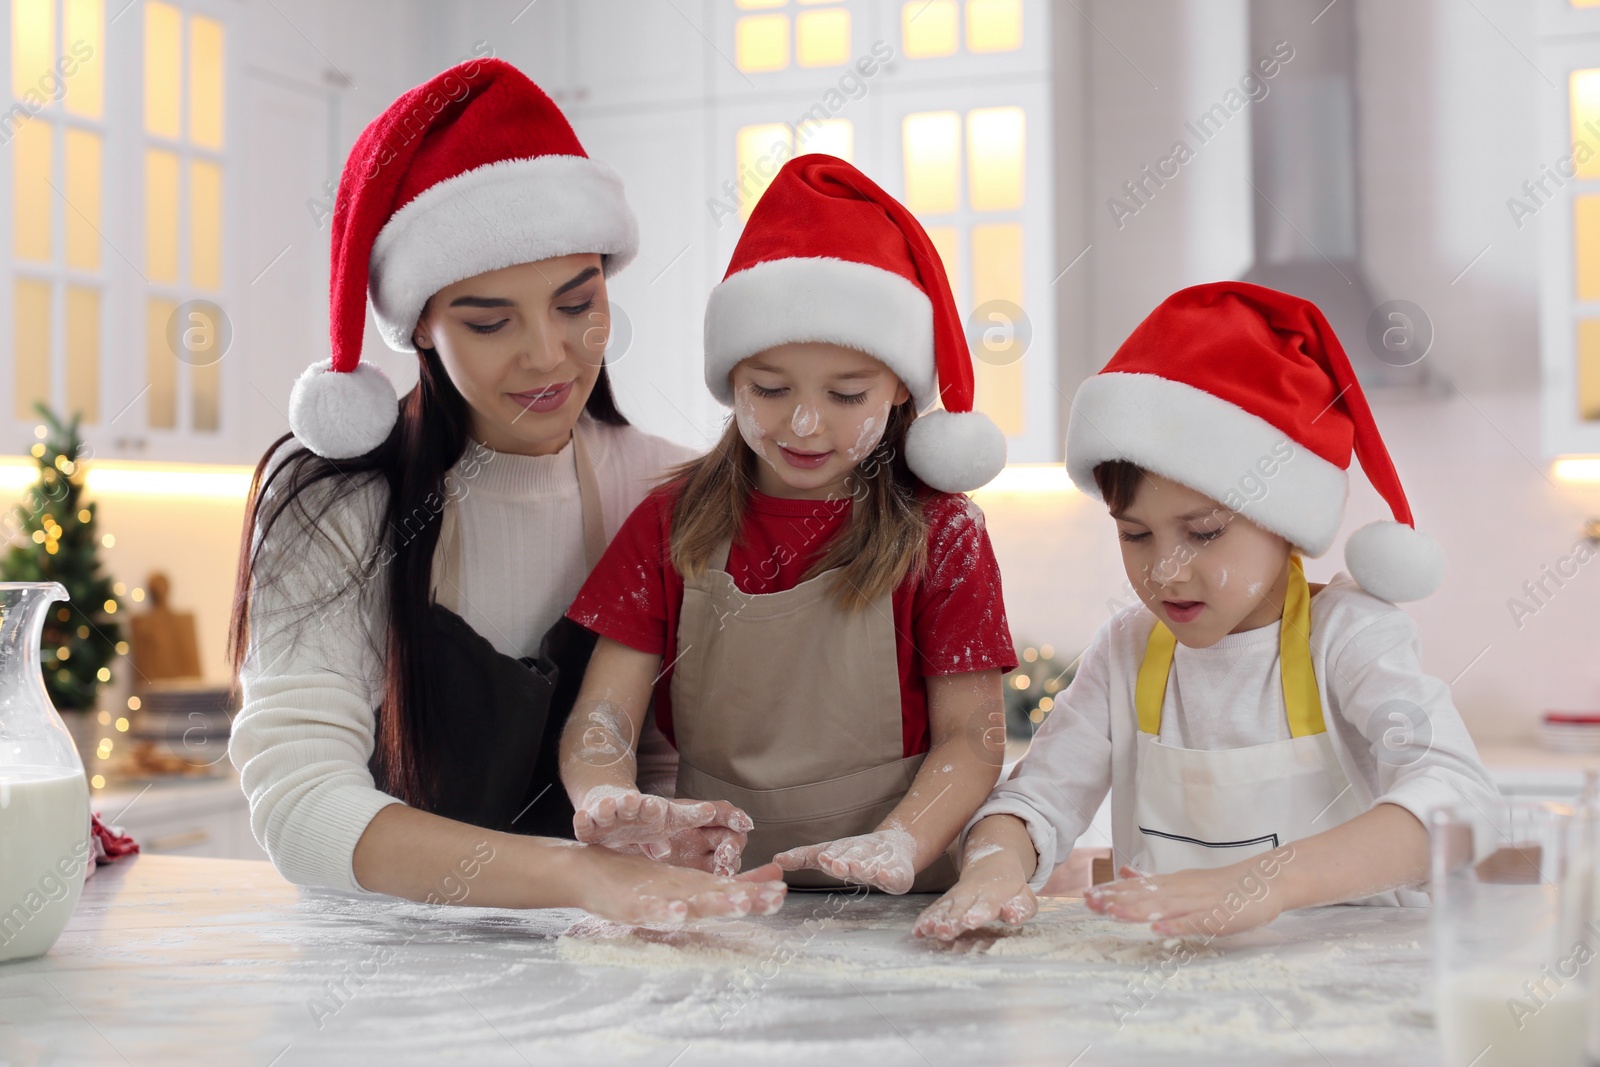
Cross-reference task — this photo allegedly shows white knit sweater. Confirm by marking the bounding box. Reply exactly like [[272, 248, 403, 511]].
[[229, 413, 697, 892], [971, 572, 1499, 899]]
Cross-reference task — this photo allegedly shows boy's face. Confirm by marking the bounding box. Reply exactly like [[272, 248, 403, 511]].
[[1111, 471, 1293, 647], [729, 342, 911, 500]]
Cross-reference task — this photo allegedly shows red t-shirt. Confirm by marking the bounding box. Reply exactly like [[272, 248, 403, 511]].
[[566, 482, 1018, 758]]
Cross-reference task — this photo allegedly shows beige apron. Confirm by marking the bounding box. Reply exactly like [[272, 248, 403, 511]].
[[670, 537, 959, 891]]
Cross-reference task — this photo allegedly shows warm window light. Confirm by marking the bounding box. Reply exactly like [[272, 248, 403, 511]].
[[64, 129, 103, 270], [795, 117, 852, 160], [12, 0, 54, 100], [63, 0, 103, 119], [734, 0, 785, 8], [736, 122, 793, 219], [969, 464, 1076, 495], [967, 106, 1025, 211], [14, 279, 51, 422], [1580, 320, 1600, 421], [795, 7, 850, 67], [1553, 456, 1600, 481], [0, 459, 254, 498], [188, 15, 226, 148], [1574, 70, 1600, 180], [144, 2, 182, 138], [966, 0, 1022, 53], [902, 0, 958, 58], [13, 120, 52, 262], [736, 13, 790, 72], [903, 111, 962, 214]]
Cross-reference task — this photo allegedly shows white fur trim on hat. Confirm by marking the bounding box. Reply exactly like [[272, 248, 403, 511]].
[[1344, 520, 1444, 602], [1066, 372, 1348, 556], [703, 257, 936, 410], [907, 408, 1007, 493], [288, 359, 399, 459], [369, 155, 640, 352]]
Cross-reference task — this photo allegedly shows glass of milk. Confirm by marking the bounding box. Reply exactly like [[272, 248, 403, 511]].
[[1431, 799, 1591, 1067], [0, 582, 91, 964]]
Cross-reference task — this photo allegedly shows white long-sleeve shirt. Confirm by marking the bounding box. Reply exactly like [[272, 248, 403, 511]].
[[972, 572, 1498, 894], [229, 413, 696, 892]]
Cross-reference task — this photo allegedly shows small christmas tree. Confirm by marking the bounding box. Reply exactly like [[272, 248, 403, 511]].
[[0, 404, 123, 711]]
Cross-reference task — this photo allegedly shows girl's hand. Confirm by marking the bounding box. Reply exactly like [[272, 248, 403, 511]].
[[1084, 863, 1284, 938], [574, 787, 752, 871], [572, 852, 788, 925], [912, 852, 1037, 940], [773, 828, 918, 894]]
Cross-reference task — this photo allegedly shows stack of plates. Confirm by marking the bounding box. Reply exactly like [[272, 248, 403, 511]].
[[132, 681, 236, 742], [1538, 711, 1600, 753]]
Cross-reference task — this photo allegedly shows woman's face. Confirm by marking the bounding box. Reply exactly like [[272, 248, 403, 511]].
[[413, 253, 611, 456], [729, 342, 911, 500]]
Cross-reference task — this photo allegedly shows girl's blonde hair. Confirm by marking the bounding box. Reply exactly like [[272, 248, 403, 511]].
[[666, 398, 928, 611]]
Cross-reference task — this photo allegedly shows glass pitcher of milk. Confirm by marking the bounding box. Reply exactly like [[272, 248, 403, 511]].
[[0, 582, 91, 964], [1431, 799, 1590, 1067]]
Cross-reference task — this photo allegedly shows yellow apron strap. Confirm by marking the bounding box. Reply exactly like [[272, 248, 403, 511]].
[[1132, 554, 1323, 737], [1281, 554, 1325, 738], [1134, 622, 1176, 735]]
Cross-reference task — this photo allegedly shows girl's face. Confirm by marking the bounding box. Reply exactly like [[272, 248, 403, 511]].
[[1112, 471, 1294, 647], [413, 253, 610, 456], [729, 342, 911, 500]]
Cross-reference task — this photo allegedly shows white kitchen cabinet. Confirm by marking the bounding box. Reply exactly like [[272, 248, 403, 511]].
[[91, 773, 268, 862]]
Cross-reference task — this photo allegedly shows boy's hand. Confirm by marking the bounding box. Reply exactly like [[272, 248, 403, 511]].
[[773, 828, 918, 893], [573, 786, 752, 872], [913, 851, 1037, 940], [1084, 863, 1285, 937]]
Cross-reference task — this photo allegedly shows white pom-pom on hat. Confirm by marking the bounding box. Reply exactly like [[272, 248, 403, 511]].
[[906, 408, 1008, 494], [1343, 520, 1444, 602], [288, 359, 399, 459]]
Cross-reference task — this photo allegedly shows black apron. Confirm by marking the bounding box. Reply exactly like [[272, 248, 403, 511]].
[[369, 421, 609, 840]]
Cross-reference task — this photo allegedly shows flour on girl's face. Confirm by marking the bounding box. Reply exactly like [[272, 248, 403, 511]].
[[841, 398, 893, 464], [790, 401, 820, 438], [734, 384, 777, 472]]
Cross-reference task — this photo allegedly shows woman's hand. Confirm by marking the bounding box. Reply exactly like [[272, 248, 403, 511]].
[[574, 786, 751, 870], [1084, 863, 1285, 938], [774, 827, 918, 893], [571, 852, 788, 925], [913, 850, 1037, 940]]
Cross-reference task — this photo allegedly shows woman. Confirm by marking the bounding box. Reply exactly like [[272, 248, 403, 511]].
[[228, 58, 782, 924]]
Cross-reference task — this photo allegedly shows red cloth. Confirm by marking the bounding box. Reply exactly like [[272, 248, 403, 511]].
[[567, 483, 1018, 758], [90, 819, 139, 870]]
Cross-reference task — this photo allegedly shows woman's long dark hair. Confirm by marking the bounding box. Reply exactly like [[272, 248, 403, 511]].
[[227, 348, 629, 809]]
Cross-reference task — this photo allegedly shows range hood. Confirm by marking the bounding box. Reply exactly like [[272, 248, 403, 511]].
[[1243, 0, 1437, 390]]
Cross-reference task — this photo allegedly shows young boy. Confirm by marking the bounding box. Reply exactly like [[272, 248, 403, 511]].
[[915, 281, 1498, 940]]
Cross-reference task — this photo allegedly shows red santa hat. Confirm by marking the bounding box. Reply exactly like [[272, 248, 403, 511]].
[[1066, 281, 1444, 602], [288, 58, 639, 459], [703, 154, 1006, 494]]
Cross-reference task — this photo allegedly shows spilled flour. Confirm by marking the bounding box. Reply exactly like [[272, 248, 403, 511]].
[[536, 897, 1434, 1061]]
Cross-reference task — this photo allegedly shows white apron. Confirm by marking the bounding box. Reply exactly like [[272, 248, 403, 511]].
[[1129, 555, 1369, 876]]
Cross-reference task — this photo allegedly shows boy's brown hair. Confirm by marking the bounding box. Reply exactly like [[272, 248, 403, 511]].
[[1092, 459, 1147, 515]]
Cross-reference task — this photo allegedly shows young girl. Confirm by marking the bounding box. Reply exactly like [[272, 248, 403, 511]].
[[557, 155, 1019, 893], [916, 281, 1498, 939]]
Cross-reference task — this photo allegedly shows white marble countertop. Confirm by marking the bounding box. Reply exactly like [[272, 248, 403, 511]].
[[0, 855, 1442, 1066]]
